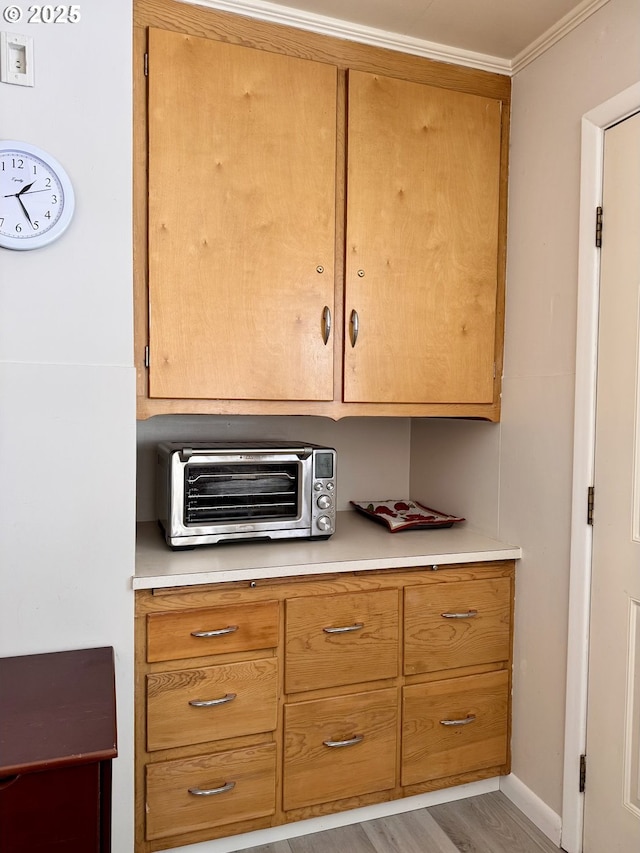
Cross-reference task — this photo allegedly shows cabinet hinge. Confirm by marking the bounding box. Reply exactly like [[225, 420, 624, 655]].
[[144, 345, 150, 368], [579, 754, 587, 792], [144, 52, 148, 77], [587, 486, 595, 525], [595, 206, 603, 248]]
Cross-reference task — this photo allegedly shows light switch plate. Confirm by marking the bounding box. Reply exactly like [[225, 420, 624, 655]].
[[1, 32, 34, 86]]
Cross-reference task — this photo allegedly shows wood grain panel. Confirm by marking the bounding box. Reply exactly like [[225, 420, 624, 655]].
[[147, 27, 336, 401], [285, 590, 399, 692], [147, 658, 278, 750], [283, 688, 397, 811], [404, 577, 511, 674], [401, 670, 509, 786], [146, 600, 279, 662], [145, 743, 276, 840], [344, 70, 502, 404]]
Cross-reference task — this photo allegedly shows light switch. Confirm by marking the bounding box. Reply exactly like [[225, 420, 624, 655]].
[[1, 32, 34, 87]]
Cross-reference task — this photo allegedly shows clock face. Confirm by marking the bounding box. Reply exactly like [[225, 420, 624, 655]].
[[0, 141, 75, 250]]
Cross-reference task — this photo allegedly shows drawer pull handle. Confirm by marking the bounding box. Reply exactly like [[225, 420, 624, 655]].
[[440, 714, 477, 727], [323, 734, 364, 748], [189, 693, 237, 708], [441, 610, 478, 619], [323, 622, 364, 634], [191, 625, 238, 638], [188, 781, 236, 797]]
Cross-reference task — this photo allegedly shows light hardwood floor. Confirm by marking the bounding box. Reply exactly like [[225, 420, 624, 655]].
[[240, 792, 562, 853]]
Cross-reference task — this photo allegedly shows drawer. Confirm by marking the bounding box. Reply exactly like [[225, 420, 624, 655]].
[[145, 743, 277, 841], [147, 600, 279, 663], [285, 589, 399, 693], [404, 577, 511, 674], [283, 688, 397, 811], [401, 669, 509, 786], [147, 657, 278, 751]]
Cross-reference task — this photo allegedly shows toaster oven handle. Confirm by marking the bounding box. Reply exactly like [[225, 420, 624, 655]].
[[191, 625, 238, 638], [179, 446, 314, 461]]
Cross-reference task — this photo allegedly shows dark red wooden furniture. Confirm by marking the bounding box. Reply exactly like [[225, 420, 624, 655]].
[[0, 646, 117, 852]]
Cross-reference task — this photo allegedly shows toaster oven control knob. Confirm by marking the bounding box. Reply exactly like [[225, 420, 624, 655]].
[[314, 482, 323, 491], [317, 494, 332, 510], [317, 515, 333, 532]]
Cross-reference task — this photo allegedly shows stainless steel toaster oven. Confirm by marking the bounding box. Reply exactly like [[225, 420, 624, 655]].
[[156, 441, 337, 549]]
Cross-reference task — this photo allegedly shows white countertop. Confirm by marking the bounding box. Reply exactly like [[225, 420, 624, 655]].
[[134, 511, 521, 589]]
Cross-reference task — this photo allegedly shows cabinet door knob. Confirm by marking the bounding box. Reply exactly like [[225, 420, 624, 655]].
[[190, 625, 238, 638], [323, 734, 364, 748], [440, 715, 477, 727], [323, 622, 364, 634], [349, 309, 359, 347], [440, 610, 478, 619], [188, 781, 236, 796], [322, 305, 332, 345], [189, 693, 237, 708]]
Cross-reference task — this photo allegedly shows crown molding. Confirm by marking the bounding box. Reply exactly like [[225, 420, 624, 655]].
[[181, 0, 613, 77], [511, 0, 612, 74], [180, 0, 512, 75]]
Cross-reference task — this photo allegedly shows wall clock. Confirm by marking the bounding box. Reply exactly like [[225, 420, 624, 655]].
[[0, 140, 75, 250]]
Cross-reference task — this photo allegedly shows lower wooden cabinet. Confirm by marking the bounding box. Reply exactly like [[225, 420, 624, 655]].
[[283, 688, 397, 810], [136, 561, 514, 851]]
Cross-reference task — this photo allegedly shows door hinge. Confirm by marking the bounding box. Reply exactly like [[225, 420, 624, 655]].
[[595, 206, 603, 248], [579, 754, 587, 792], [144, 345, 150, 368], [587, 486, 595, 525], [144, 52, 148, 77]]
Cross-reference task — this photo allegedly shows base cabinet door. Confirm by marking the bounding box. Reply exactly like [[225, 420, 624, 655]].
[[145, 743, 277, 841], [283, 689, 397, 810], [401, 669, 509, 786]]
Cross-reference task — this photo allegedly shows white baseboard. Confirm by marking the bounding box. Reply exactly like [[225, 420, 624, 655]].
[[170, 778, 500, 853], [500, 773, 563, 847]]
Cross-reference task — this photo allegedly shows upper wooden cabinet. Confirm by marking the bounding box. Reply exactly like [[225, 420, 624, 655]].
[[344, 72, 501, 404], [134, 0, 511, 420], [147, 28, 337, 401]]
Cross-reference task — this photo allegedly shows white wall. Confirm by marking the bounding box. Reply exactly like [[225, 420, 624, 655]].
[[0, 3, 135, 850], [410, 0, 640, 820]]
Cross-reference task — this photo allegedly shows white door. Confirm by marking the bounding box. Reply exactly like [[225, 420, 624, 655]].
[[584, 110, 640, 852]]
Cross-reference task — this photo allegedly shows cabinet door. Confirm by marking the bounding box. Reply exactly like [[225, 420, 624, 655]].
[[344, 70, 502, 404], [283, 688, 397, 810], [0, 763, 101, 853], [147, 29, 336, 401]]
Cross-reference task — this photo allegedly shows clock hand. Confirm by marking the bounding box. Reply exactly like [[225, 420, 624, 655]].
[[16, 181, 36, 196], [3, 188, 52, 197], [16, 195, 34, 228]]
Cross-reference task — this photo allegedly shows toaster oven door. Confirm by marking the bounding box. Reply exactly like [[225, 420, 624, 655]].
[[186, 461, 299, 524]]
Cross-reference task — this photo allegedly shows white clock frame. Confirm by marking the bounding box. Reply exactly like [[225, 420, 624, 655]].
[[0, 140, 75, 251]]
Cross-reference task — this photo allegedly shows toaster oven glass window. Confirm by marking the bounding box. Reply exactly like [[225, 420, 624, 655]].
[[184, 463, 300, 524]]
